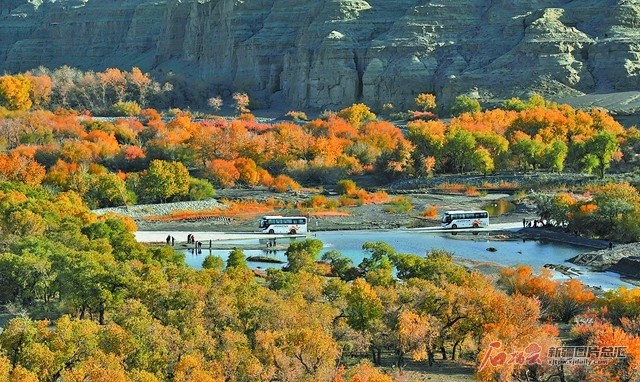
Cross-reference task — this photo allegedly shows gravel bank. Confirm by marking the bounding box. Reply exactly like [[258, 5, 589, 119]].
[[92, 199, 225, 220]]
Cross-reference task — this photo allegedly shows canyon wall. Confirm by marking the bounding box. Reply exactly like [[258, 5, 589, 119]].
[[2, 0, 640, 111]]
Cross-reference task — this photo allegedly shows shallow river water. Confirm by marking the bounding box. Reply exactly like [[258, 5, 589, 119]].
[[177, 229, 630, 290]]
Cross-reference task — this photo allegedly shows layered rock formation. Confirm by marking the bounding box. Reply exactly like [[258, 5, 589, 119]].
[[2, 0, 640, 112]]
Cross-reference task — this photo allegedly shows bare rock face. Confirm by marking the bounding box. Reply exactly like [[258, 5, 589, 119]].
[[2, 0, 640, 112]]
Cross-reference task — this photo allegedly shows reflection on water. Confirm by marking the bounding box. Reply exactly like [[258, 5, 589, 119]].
[[182, 230, 631, 289], [482, 199, 516, 216]]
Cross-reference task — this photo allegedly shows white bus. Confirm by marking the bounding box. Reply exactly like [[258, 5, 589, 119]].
[[441, 210, 489, 229], [259, 216, 308, 234]]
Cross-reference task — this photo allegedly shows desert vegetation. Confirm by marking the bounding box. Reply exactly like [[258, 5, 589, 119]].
[[1, 68, 640, 381]]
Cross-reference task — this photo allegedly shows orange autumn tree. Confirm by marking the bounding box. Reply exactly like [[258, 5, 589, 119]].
[[206, 159, 240, 188], [24, 73, 53, 108], [570, 320, 640, 381], [477, 293, 560, 382], [345, 360, 392, 382], [498, 265, 558, 311], [0, 153, 46, 185], [548, 279, 595, 323]]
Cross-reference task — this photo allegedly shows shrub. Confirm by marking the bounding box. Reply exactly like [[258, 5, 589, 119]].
[[437, 182, 466, 193], [339, 196, 359, 207], [112, 101, 142, 116], [189, 178, 216, 201], [384, 196, 413, 213], [361, 190, 389, 205], [408, 110, 438, 121], [325, 199, 340, 209], [421, 205, 438, 218], [310, 195, 328, 208], [449, 95, 481, 116], [336, 179, 357, 195], [285, 110, 308, 121], [464, 186, 480, 196], [271, 174, 300, 193]]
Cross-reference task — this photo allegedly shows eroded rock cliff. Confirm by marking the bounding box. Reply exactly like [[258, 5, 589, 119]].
[[2, 0, 640, 111]]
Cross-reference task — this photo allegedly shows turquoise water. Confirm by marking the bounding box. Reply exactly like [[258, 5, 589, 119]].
[[182, 230, 630, 289]]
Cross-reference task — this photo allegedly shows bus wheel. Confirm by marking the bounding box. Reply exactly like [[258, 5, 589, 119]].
[[473, 223, 479, 228], [268, 229, 275, 234], [289, 229, 297, 235], [451, 224, 457, 229]]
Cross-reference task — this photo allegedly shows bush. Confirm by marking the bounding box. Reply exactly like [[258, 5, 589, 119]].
[[336, 179, 357, 195], [339, 196, 359, 207], [384, 196, 413, 213], [271, 174, 300, 193], [449, 95, 481, 116], [189, 178, 215, 200], [202, 255, 224, 270], [464, 186, 480, 196], [421, 205, 438, 218], [285, 110, 308, 121], [112, 101, 142, 117], [309, 195, 328, 208]]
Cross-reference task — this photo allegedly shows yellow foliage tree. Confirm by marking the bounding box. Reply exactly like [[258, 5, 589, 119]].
[[0, 75, 33, 111], [337, 103, 376, 127]]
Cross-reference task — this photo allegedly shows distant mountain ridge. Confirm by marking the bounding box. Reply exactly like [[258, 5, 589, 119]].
[[2, 0, 640, 113]]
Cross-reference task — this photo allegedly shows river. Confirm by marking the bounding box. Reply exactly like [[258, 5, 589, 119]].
[[169, 229, 631, 290]]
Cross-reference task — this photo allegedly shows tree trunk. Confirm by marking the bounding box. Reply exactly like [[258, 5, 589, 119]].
[[396, 350, 404, 373], [452, 340, 461, 360], [440, 346, 447, 360], [427, 349, 434, 367], [99, 302, 105, 325]]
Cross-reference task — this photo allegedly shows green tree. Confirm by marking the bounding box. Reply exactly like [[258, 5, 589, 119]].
[[511, 136, 545, 170], [345, 278, 384, 365], [543, 140, 568, 173], [285, 238, 323, 273], [471, 147, 494, 175], [584, 131, 619, 178], [202, 254, 224, 270], [501, 97, 527, 111], [590, 183, 640, 241], [85, 172, 131, 209], [137, 160, 190, 203], [345, 278, 383, 333], [188, 178, 215, 201], [360, 241, 396, 286], [226, 248, 247, 270], [442, 129, 476, 173], [321, 250, 354, 280], [449, 95, 480, 116], [580, 153, 600, 175], [392, 250, 467, 285], [501, 93, 546, 111]]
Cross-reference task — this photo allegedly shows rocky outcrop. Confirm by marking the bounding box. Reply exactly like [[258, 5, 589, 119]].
[[569, 243, 640, 273], [2, 0, 640, 112], [609, 256, 640, 279]]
